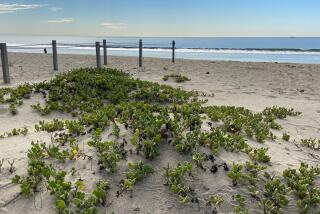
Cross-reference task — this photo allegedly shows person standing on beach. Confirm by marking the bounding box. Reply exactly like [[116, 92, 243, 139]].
[[44, 48, 47, 54]]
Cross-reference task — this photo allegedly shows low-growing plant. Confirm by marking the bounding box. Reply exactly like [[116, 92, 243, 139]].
[[198, 128, 250, 156], [209, 194, 224, 208], [92, 180, 111, 206], [205, 106, 301, 144], [0, 127, 28, 138], [111, 122, 120, 138], [31, 103, 51, 115], [47, 144, 70, 162], [90, 140, 122, 173], [261, 178, 290, 214], [192, 152, 207, 170], [262, 106, 301, 119], [65, 120, 85, 136], [300, 138, 320, 150], [12, 156, 54, 196], [164, 162, 193, 203], [228, 161, 267, 186], [233, 194, 248, 214], [163, 74, 190, 82], [35, 119, 64, 133], [283, 163, 320, 214], [132, 129, 140, 149], [247, 147, 271, 163], [228, 163, 245, 186], [282, 133, 290, 142], [0, 84, 32, 107], [142, 140, 160, 159], [124, 161, 154, 190], [62, 179, 109, 213], [244, 161, 267, 185], [13, 139, 111, 213], [9, 103, 17, 115]]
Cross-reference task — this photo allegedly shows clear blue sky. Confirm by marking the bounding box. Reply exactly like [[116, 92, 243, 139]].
[[0, 0, 319, 37]]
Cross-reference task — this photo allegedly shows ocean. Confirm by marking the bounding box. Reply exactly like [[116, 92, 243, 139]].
[[1, 35, 320, 64]]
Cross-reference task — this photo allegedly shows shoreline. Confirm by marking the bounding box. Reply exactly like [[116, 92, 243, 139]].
[[3, 36, 320, 64], [5, 49, 320, 65], [6, 50, 320, 64]]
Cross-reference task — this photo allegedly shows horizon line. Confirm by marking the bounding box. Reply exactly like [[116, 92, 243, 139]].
[[1, 33, 320, 38]]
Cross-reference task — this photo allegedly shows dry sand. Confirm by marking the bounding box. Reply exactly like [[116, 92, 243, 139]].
[[0, 52, 319, 213]]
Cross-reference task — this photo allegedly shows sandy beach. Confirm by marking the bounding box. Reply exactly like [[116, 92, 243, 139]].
[[0, 52, 320, 213]]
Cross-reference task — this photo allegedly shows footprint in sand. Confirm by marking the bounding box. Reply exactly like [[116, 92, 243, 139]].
[[317, 110, 320, 114]]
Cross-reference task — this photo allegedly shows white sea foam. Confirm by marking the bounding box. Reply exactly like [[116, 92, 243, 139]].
[[5, 42, 320, 64]]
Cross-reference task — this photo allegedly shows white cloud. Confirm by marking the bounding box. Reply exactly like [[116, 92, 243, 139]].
[[101, 22, 128, 30], [49, 7, 62, 12], [46, 18, 74, 23], [0, 3, 44, 14]]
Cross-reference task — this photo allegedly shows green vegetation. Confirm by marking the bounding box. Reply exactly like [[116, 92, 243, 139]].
[[0, 84, 32, 115], [35, 119, 64, 133], [3, 68, 317, 213], [164, 162, 193, 203], [282, 132, 290, 141], [283, 163, 320, 213], [300, 138, 320, 150], [248, 147, 271, 163], [227, 161, 267, 186], [123, 161, 154, 190], [163, 74, 190, 82], [0, 127, 28, 138], [262, 106, 301, 119], [12, 138, 111, 213], [209, 194, 224, 208], [192, 152, 207, 169], [90, 139, 122, 173], [9, 103, 17, 115], [261, 178, 290, 214], [233, 194, 248, 214], [204, 106, 293, 143]]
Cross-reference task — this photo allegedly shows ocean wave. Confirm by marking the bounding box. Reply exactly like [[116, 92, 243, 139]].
[[6, 43, 320, 55], [71, 47, 320, 55]]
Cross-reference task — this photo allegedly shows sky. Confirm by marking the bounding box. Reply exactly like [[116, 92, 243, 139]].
[[0, 0, 319, 37]]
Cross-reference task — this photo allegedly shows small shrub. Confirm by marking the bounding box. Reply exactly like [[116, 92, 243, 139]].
[[163, 74, 190, 83], [300, 138, 320, 150], [282, 133, 290, 141]]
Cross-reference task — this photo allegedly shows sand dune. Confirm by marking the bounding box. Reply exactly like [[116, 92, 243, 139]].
[[0, 53, 319, 213]]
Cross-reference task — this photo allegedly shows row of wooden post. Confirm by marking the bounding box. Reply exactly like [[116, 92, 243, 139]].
[[93, 39, 176, 69], [1, 40, 176, 84]]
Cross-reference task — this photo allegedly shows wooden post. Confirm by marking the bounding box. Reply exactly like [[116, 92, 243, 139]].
[[103, 40, 107, 65], [96, 42, 101, 68], [0, 43, 10, 84], [139, 39, 142, 67], [52, 40, 58, 71], [172, 40, 175, 63]]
